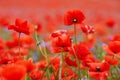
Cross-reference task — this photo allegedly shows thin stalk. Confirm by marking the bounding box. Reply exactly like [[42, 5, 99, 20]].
[[74, 24, 81, 80], [42, 40, 49, 65], [59, 53, 63, 80], [18, 32, 21, 58], [34, 26, 45, 57], [112, 56, 120, 79], [34, 26, 50, 80], [42, 40, 50, 80], [41, 54, 60, 80], [74, 24, 77, 45]]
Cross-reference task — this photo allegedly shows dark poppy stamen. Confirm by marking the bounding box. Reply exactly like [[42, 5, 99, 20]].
[[73, 18, 78, 23], [96, 67, 101, 72]]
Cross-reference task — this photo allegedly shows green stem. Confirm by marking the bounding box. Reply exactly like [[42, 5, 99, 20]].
[[42, 40, 50, 80], [34, 25, 50, 80], [34, 25, 45, 57], [18, 32, 21, 57], [41, 54, 60, 80], [59, 53, 63, 80], [74, 24, 81, 80], [74, 24, 77, 44]]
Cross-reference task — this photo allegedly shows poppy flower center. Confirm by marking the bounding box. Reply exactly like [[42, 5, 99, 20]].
[[73, 18, 78, 23], [96, 67, 101, 72]]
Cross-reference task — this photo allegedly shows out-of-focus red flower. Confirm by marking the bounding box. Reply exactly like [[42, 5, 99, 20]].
[[64, 10, 85, 25], [95, 24, 107, 36], [8, 18, 34, 35], [6, 39, 19, 48], [62, 68, 77, 80], [0, 17, 9, 26], [105, 18, 115, 28], [21, 36, 35, 49], [81, 25, 95, 35], [88, 62, 110, 80], [0, 51, 13, 65], [108, 41, 120, 54], [0, 67, 3, 77], [104, 56, 119, 66], [113, 35, 120, 41], [16, 58, 36, 72], [36, 61, 46, 69], [1, 64, 26, 80], [64, 54, 77, 67], [35, 22, 42, 34], [30, 69, 44, 80], [81, 55, 96, 68], [69, 43, 91, 60], [0, 39, 5, 51], [9, 48, 29, 56], [50, 30, 72, 53], [51, 57, 60, 71]]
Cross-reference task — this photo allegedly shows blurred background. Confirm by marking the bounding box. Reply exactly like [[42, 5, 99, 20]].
[[0, 0, 119, 20], [0, 0, 120, 31]]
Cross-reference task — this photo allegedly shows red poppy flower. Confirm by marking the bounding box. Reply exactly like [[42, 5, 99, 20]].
[[0, 51, 13, 65], [95, 24, 107, 36], [81, 55, 96, 68], [9, 47, 29, 56], [108, 41, 120, 54], [81, 25, 95, 34], [64, 10, 85, 25], [1, 64, 26, 80], [69, 43, 91, 60], [16, 58, 36, 72], [51, 30, 72, 53], [51, 57, 60, 71], [0, 17, 9, 26], [104, 56, 119, 66], [88, 62, 110, 80], [36, 61, 46, 69], [64, 54, 77, 67], [113, 35, 120, 41], [21, 36, 35, 49], [0, 39, 5, 50], [62, 68, 77, 80], [8, 18, 34, 35], [105, 18, 115, 28], [35, 22, 43, 34], [30, 69, 44, 80]]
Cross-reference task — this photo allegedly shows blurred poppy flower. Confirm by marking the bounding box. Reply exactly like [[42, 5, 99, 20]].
[[69, 43, 91, 60], [5, 37, 22, 48], [36, 61, 46, 69], [16, 58, 36, 72], [0, 17, 9, 27], [30, 69, 44, 80], [108, 41, 120, 54], [81, 55, 96, 68], [64, 54, 77, 67], [64, 10, 85, 25], [50, 30, 72, 53], [1, 64, 26, 80], [9, 47, 29, 56], [62, 68, 77, 80], [105, 18, 115, 28], [81, 25, 95, 35], [104, 56, 119, 66], [51, 57, 60, 71], [113, 35, 120, 41], [8, 18, 34, 35], [88, 62, 110, 80]]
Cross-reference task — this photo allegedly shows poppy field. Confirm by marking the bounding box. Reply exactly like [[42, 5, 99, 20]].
[[0, 0, 120, 80]]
